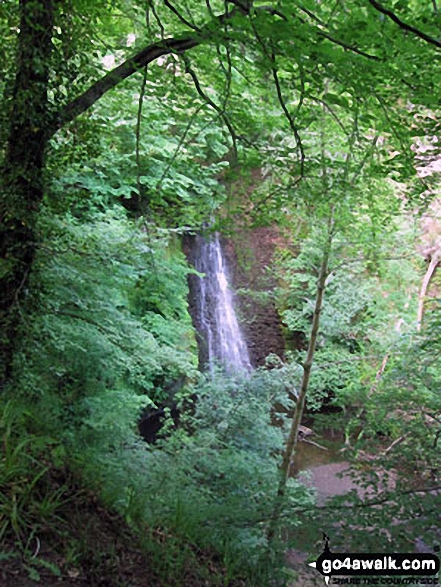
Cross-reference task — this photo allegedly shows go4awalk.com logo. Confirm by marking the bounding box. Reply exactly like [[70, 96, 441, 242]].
[[308, 534, 440, 585]]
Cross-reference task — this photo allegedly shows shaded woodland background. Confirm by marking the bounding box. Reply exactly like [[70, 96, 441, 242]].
[[1, 1, 441, 585]]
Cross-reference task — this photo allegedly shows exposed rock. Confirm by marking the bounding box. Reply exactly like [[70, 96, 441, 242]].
[[184, 226, 287, 367], [222, 226, 287, 366], [298, 424, 314, 438]]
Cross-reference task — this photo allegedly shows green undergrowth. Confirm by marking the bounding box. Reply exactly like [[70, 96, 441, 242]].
[[0, 366, 315, 586], [0, 204, 317, 586], [0, 400, 234, 586], [68, 368, 315, 584], [0, 415, 244, 587]]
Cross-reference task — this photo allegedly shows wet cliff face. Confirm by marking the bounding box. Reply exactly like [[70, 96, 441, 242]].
[[183, 226, 285, 369], [222, 226, 286, 367], [183, 234, 209, 370]]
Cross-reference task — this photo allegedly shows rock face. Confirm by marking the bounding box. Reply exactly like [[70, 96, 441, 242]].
[[183, 225, 285, 368], [222, 226, 286, 366]]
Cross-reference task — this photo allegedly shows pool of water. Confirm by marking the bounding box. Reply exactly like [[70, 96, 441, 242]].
[[293, 429, 358, 505], [286, 430, 356, 585]]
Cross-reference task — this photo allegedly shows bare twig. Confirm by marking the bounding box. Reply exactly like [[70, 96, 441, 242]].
[[135, 65, 148, 211], [163, 0, 201, 31], [311, 96, 349, 134], [216, 37, 233, 112], [297, 4, 326, 26], [156, 103, 205, 188], [181, 54, 238, 161], [294, 5, 379, 60], [382, 433, 410, 455], [349, 134, 379, 186], [367, 0, 441, 49], [317, 30, 380, 60], [148, 1, 165, 38], [270, 51, 305, 180], [302, 439, 329, 451], [12, 265, 31, 307]]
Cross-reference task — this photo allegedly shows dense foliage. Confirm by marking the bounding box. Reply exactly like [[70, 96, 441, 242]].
[[1, 0, 441, 585]]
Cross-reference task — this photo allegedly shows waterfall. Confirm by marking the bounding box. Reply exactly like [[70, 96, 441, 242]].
[[192, 233, 251, 373]]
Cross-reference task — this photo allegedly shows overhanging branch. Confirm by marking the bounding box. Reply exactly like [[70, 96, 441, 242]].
[[181, 54, 238, 161], [367, 0, 441, 49], [49, 35, 200, 136], [48, 3, 385, 138], [49, 5, 250, 136]]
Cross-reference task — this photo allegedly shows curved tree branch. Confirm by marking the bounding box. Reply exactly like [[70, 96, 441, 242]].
[[163, 0, 201, 31], [367, 0, 441, 49], [48, 6, 249, 137], [49, 35, 201, 136], [181, 54, 238, 161], [48, 2, 386, 139]]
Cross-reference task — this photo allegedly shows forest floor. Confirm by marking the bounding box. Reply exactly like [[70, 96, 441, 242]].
[[1, 499, 158, 587], [0, 471, 245, 587], [0, 430, 354, 587]]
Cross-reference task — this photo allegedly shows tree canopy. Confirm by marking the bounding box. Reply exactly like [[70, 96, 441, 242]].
[[1, 1, 440, 585]]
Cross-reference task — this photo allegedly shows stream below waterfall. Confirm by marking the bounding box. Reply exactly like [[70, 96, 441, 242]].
[[294, 429, 355, 506], [287, 431, 360, 586]]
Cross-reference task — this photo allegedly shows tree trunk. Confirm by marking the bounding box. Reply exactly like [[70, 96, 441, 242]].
[[0, 0, 54, 387], [268, 225, 333, 540], [279, 234, 332, 484], [417, 252, 440, 332]]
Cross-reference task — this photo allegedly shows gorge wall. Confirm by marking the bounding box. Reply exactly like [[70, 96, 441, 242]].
[[184, 225, 286, 368]]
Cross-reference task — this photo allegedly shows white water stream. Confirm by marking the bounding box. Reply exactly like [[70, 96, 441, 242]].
[[193, 233, 251, 373]]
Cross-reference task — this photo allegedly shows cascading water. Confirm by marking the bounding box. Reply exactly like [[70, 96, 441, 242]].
[[192, 233, 251, 373]]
